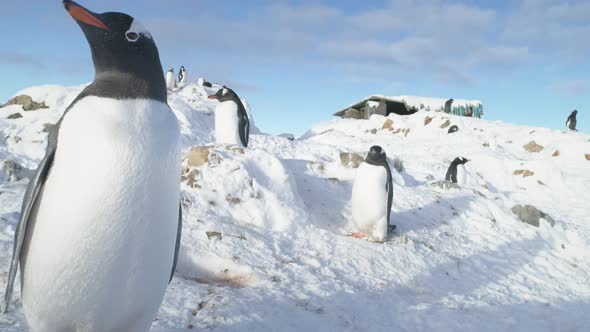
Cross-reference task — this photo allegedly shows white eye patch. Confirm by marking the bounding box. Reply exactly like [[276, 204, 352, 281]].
[[222, 88, 228, 96], [125, 19, 152, 42]]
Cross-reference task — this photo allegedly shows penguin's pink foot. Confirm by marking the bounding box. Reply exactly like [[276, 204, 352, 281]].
[[351, 232, 366, 239]]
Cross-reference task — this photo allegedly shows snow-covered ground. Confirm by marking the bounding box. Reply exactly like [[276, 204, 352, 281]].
[[0, 83, 589, 331]]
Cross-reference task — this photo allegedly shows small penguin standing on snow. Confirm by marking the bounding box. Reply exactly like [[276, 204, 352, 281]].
[[445, 157, 470, 185], [3, 1, 182, 331], [208, 86, 250, 147], [166, 67, 176, 90], [178, 65, 187, 84], [566, 110, 578, 131], [351, 146, 394, 242]]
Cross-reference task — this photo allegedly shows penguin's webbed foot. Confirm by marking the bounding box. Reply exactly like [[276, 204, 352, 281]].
[[350, 232, 366, 239]]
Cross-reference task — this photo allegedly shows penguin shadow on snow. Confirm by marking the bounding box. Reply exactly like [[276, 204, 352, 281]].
[[393, 195, 476, 235]]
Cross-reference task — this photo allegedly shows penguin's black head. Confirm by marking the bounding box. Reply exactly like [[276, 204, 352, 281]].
[[573, 110, 578, 115], [63, 0, 165, 93], [366, 145, 387, 164], [208, 86, 239, 103], [454, 157, 470, 165], [180, 66, 185, 71]]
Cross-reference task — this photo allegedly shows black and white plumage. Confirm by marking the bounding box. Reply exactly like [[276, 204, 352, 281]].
[[445, 157, 470, 184], [3, 1, 182, 330], [566, 110, 577, 131], [178, 65, 187, 84], [208, 86, 250, 147], [351, 146, 394, 242]]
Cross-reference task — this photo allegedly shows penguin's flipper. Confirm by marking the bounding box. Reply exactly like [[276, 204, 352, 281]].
[[239, 114, 250, 148], [169, 203, 182, 283], [384, 161, 394, 235], [3, 148, 55, 313]]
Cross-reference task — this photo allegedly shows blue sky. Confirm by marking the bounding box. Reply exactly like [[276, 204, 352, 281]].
[[1, 0, 588, 134]]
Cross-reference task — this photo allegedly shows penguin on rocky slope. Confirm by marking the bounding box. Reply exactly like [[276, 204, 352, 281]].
[[3, 2, 182, 331], [445, 157, 470, 185]]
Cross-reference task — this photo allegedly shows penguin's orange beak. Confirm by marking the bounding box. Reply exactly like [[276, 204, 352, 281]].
[[208, 95, 218, 100], [63, 0, 111, 32]]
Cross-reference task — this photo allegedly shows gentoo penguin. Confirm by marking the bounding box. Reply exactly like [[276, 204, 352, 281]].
[[166, 67, 176, 90], [566, 110, 578, 131], [444, 98, 454, 113], [208, 86, 250, 147], [445, 157, 470, 185], [351, 146, 394, 242], [3, 2, 182, 331], [178, 65, 187, 84]]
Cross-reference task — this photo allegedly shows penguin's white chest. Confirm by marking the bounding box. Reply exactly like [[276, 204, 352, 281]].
[[166, 72, 175, 89], [215, 101, 242, 146], [351, 163, 389, 241], [457, 164, 467, 185], [21, 97, 181, 331]]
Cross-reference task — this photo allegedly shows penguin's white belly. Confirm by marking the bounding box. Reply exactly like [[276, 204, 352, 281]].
[[165, 72, 175, 89], [21, 97, 181, 332], [457, 165, 467, 185], [351, 163, 389, 241], [215, 102, 242, 146]]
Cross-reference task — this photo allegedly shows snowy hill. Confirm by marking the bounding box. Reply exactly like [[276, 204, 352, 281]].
[[1, 83, 589, 331]]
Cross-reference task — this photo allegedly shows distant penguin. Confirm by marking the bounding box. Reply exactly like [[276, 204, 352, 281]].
[[178, 65, 187, 84], [3, 1, 182, 330], [166, 67, 175, 90], [445, 157, 470, 185], [566, 110, 578, 131], [448, 125, 459, 134], [208, 86, 250, 147], [444, 98, 454, 113], [351, 146, 394, 242]]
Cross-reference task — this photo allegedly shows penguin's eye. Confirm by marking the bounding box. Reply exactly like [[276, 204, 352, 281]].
[[125, 32, 140, 42]]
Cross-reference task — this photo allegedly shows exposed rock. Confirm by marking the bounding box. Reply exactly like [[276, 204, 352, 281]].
[[225, 145, 245, 154], [537, 180, 546, 186], [327, 177, 340, 183], [370, 129, 377, 135], [552, 150, 559, 157], [2, 95, 48, 111], [340, 152, 364, 168], [402, 128, 411, 137], [586, 154, 590, 161], [440, 119, 451, 129], [206, 231, 222, 240], [512, 204, 555, 227], [382, 119, 394, 130], [393, 157, 404, 173], [482, 142, 490, 147], [308, 162, 325, 174], [181, 167, 200, 188], [391, 128, 402, 134], [278, 133, 295, 140], [226, 195, 241, 205], [424, 116, 433, 126], [431, 181, 460, 190], [186, 146, 210, 167], [514, 169, 535, 178], [0, 160, 32, 182], [523, 141, 543, 153], [42, 123, 55, 133], [7, 113, 23, 119]]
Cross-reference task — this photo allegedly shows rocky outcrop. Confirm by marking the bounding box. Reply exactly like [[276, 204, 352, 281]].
[[585, 154, 590, 161], [448, 125, 459, 134], [431, 181, 460, 190], [186, 146, 210, 167], [552, 150, 559, 157], [514, 169, 535, 178], [7, 113, 23, 119], [2, 95, 48, 111], [424, 116, 433, 126], [523, 141, 543, 153], [382, 119, 394, 130], [440, 119, 451, 129], [512, 205, 555, 227], [340, 152, 364, 168], [0, 160, 32, 182]]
